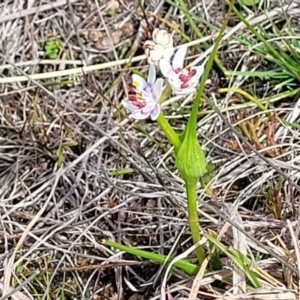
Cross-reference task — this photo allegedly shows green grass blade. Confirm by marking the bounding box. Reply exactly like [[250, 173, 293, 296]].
[[226, 70, 290, 80], [204, 234, 261, 288], [227, 0, 300, 81]]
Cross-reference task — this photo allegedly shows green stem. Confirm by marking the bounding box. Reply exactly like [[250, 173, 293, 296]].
[[156, 113, 181, 155], [186, 180, 205, 265]]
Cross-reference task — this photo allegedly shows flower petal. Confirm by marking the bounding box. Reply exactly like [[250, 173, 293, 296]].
[[144, 48, 151, 57], [122, 99, 139, 111], [150, 44, 165, 61], [143, 40, 156, 48], [142, 99, 156, 111], [177, 86, 196, 95], [132, 74, 147, 91], [150, 104, 161, 120], [172, 45, 187, 70], [148, 65, 156, 86], [139, 100, 157, 118], [186, 66, 204, 89], [168, 79, 181, 94], [159, 58, 173, 78], [152, 28, 160, 41], [129, 111, 149, 120], [161, 32, 173, 48], [139, 90, 153, 102], [163, 47, 174, 61], [178, 87, 196, 95], [152, 78, 163, 100], [192, 65, 204, 81], [147, 57, 156, 65], [144, 41, 164, 63], [123, 96, 158, 120], [167, 78, 194, 95], [153, 29, 173, 48]]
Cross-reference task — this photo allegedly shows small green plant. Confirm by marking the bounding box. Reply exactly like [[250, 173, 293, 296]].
[[44, 40, 60, 59], [57, 141, 78, 168], [255, 252, 263, 261], [101, 0, 282, 292], [108, 9, 116, 17], [264, 176, 284, 219]]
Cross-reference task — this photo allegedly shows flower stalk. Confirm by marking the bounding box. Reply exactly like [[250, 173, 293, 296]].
[[156, 112, 181, 155], [186, 181, 205, 265]]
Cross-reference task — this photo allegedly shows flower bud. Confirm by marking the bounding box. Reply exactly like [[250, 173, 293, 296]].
[[175, 133, 206, 183], [143, 41, 165, 64], [152, 29, 173, 48]]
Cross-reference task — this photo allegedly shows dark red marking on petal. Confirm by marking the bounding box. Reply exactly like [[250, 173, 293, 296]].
[[179, 74, 190, 83], [129, 94, 137, 101], [128, 84, 136, 92], [144, 44, 155, 50], [136, 101, 146, 108], [180, 82, 189, 89], [174, 67, 182, 74], [130, 98, 147, 109], [189, 69, 196, 77]]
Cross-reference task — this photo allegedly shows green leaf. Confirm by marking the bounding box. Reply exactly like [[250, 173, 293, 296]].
[[103, 240, 199, 276], [44, 40, 60, 59], [207, 229, 222, 270]]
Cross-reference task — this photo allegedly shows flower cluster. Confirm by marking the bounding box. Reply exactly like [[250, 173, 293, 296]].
[[122, 29, 204, 120]]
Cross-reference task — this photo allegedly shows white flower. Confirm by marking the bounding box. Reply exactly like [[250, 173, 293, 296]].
[[159, 45, 204, 95], [143, 29, 174, 64], [143, 41, 165, 65], [122, 65, 163, 120], [152, 29, 173, 49]]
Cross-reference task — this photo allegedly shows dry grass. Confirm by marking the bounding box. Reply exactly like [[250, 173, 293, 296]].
[[1, 0, 300, 299]]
